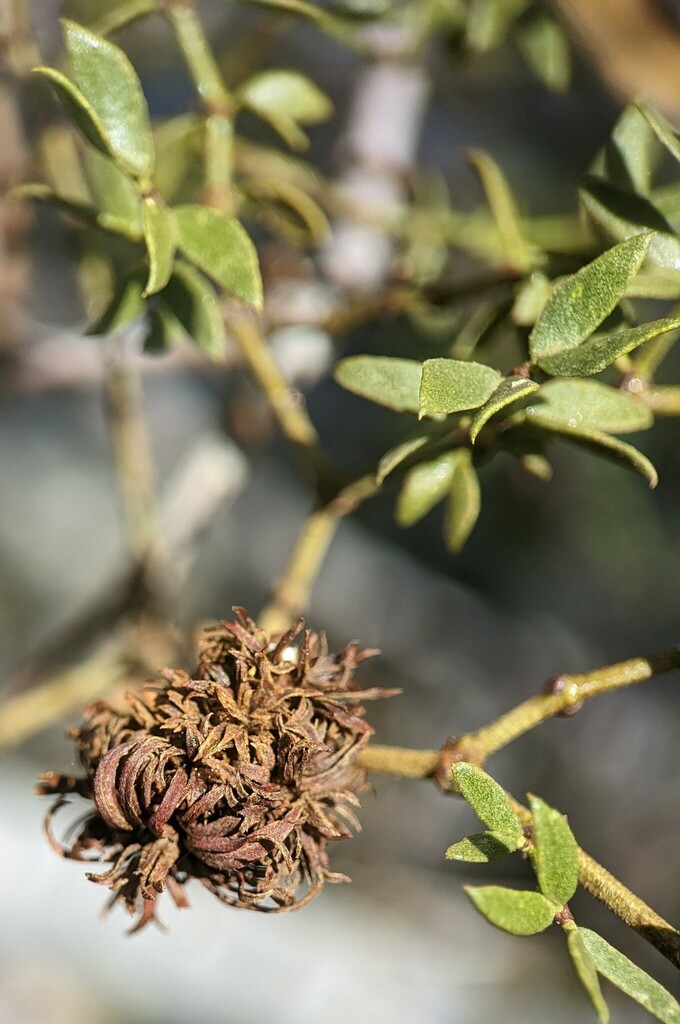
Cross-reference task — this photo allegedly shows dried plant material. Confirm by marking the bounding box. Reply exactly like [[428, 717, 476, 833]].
[[38, 609, 391, 930]]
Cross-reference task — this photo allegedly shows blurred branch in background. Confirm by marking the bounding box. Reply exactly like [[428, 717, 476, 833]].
[[554, 0, 680, 116]]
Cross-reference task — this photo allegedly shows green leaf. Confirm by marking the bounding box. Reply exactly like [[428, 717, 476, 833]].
[[566, 928, 610, 1024], [525, 379, 653, 435], [537, 316, 680, 376], [144, 302, 184, 352], [238, 70, 332, 150], [580, 178, 680, 271], [523, 417, 658, 488], [334, 356, 422, 413], [515, 13, 570, 93], [87, 272, 146, 335], [638, 102, 680, 169], [246, 176, 330, 246], [61, 20, 153, 179], [396, 452, 458, 527], [580, 929, 680, 1024], [520, 452, 553, 480], [446, 830, 523, 863], [376, 431, 435, 485], [172, 204, 262, 309], [162, 263, 225, 360], [528, 795, 579, 907], [465, 886, 554, 936], [511, 273, 551, 327], [470, 376, 540, 442], [419, 359, 502, 417], [11, 182, 142, 242], [152, 114, 202, 201], [469, 149, 533, 272], [465, 0, 529, 52], [529, 234, 653, 367], [141, 198, 175, 296], [445, 448, 481, 552], [451, 763, 523, 838], [82, 149, 142, 232], [593, 104, 657, 195], [34, 67, 112, 158]]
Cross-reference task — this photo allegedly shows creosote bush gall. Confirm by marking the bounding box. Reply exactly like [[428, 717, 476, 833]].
[[38, 609, 392, 930]]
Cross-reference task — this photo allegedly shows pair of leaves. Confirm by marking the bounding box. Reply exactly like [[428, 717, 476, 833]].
[[334, 355, 503, 417], [529, 233, 680, 375], [90, 262, 225, 359], [396, 448, 480, 552]]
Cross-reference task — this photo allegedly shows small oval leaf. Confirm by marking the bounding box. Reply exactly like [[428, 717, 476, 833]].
[[238, 70, 332, 150], [567, 927, 610, 1024], [529, 234, 653, 365], [452, 763, 523, 838], [141, 198, 176, 296], [465, 886, 555, 936], [638, 102, 680, 168], [83, 149, 142, 232], [419, 359, 502, 417], [521, 416, 658, 488], [537, 316, 680, 377], [580, 929, 680, 1024], [396, 452, 458, 527], [173, 204, 263, 308], [34, 67, 111, 157], [469, 148, 533, 273], [376, 431, 433, 485], [580, 178, 680, 271], [446, 830, 523, 863], [335, 356, 422, 413], [529, 794, 579, 907], [470, 376, 540, 442], [162, 263, 225, 360], [445, 449, 481, 552], [516, 13, 570, 94], [61, 19, 153, 179], [525, 379, 653, 435], [87, 273, 146, 335]]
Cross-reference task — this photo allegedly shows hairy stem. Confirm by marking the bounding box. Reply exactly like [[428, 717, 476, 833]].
[[165, 0, 236, 207], [165, 2, 233, 112], [259, 473, 378, 633], [465, 646, 680, 759]]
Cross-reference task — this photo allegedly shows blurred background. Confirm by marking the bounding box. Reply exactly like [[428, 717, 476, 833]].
[[1, 1, 679, 1022]]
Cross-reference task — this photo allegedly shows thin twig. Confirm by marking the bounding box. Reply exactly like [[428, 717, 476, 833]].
[[227, 305, 322, 460], [461, 647, 680, 759], [0, 638, 127, 750], [103, 339, 165, 597], [259, 473, 378, 633]]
